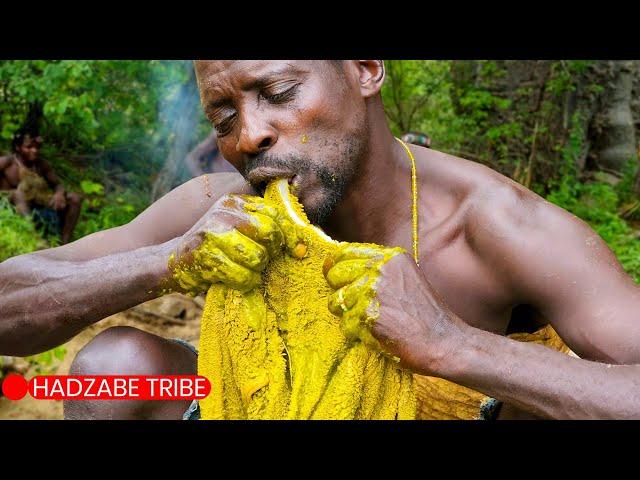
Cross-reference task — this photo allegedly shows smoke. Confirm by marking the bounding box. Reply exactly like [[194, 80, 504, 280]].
[[150, 60, 204, 201]]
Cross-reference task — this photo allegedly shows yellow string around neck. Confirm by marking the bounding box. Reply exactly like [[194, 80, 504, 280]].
[[395, 137, 420, 266]]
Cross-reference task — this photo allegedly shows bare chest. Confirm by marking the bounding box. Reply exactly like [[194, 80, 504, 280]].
[[420, 237, 514, 334], [386, 210, 515, 335]]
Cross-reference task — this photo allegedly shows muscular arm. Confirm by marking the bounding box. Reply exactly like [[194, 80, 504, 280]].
[[0, 155, 11, 171], [0, 172, 249, 356], [439, 183, 640, 419], [0, 155, 11, 183]]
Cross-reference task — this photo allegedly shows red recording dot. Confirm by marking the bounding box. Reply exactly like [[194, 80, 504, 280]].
[[2, 374, 28, 401]]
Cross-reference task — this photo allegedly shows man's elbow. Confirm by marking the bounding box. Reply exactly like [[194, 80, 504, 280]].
[[0, 317, 56, 357], [0, 301, 65, 357]]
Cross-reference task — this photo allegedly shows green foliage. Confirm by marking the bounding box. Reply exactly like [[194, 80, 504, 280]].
[[73, 189, 145, 240], [615, 158, 639, 206], [382, 60, 469, 148], [458, 89, 512, 118], [449, 61, 522, 156], [0, 195, 46, 262], [546, 60, 594, 96], [25, 346, 67, 375], [0, 60, 210, 246], [381, 60, 537, 164], [0, 60, 180, 152], [80, 180, 105, 196]]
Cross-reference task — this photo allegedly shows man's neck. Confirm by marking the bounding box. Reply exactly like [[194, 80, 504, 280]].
[[323, 126, 415, 246]]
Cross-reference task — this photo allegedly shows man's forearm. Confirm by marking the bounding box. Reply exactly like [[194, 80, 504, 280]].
[[434, 326, 640, 419], [0, 238, 179, 356]]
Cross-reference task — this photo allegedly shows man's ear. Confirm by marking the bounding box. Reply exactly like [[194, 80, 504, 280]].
[[351, 60, 385, 98]]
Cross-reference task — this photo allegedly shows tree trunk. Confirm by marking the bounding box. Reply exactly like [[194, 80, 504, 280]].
[[588, 61, 638, 174]]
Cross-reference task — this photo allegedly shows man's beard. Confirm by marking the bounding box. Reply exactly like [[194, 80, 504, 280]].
[[244, 138, 366, 225]]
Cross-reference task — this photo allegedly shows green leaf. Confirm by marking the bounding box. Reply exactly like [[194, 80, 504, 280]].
[[80, 180, 105, 196]]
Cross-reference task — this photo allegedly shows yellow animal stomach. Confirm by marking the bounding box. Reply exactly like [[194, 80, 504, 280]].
[[197, 179, 417, 420]]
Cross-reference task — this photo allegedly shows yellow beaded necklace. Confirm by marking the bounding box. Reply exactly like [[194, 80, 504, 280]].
[[395, 137, 420, 266]]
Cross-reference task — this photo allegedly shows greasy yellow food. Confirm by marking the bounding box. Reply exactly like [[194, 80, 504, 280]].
[[194, 179, 417, 419]]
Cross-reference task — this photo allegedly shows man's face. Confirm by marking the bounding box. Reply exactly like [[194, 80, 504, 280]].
[[195, 60, 370, 225], [17, 135, 42, 163]]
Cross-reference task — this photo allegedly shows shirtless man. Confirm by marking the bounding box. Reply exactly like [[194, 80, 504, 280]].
[[0, 61, 639, 420], [0, 130, 82, 244]]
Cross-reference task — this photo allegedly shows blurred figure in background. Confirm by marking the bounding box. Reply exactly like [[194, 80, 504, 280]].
[[0, 129, 82, 244], [401, 131, 431, 148], [185, 130, 236, 177]]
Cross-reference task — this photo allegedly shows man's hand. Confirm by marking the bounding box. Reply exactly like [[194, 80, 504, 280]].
[[49, 190, 66, 210], [168, 193, 303, 295], [323, 243, 467, 373]]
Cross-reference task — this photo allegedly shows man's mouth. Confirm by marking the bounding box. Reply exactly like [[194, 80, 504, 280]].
[[247, 167, 299, 194]]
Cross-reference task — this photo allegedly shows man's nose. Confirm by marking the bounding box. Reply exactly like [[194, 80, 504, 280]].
[[235, 113, 278, 156]]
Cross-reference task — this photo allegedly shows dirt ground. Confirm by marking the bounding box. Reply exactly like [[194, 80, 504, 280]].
[[0, 293, 203, 420]]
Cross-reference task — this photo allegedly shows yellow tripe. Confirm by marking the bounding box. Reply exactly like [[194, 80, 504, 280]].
[[197, 180, 417, 419]]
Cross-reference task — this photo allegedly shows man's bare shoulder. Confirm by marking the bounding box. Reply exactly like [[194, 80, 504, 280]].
[[0, 154, 13, 171], [423, 149, 598, 267], [453, 158, 625, 296], [468, 173, 583, 242], [418, 147, 513, 198], [461, 165, 564, 249], [418, 148, 546, 229]]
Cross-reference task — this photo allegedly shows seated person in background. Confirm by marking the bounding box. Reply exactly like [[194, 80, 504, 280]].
[[0, 129, 82, 244], [402, 131, 431, 148]]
